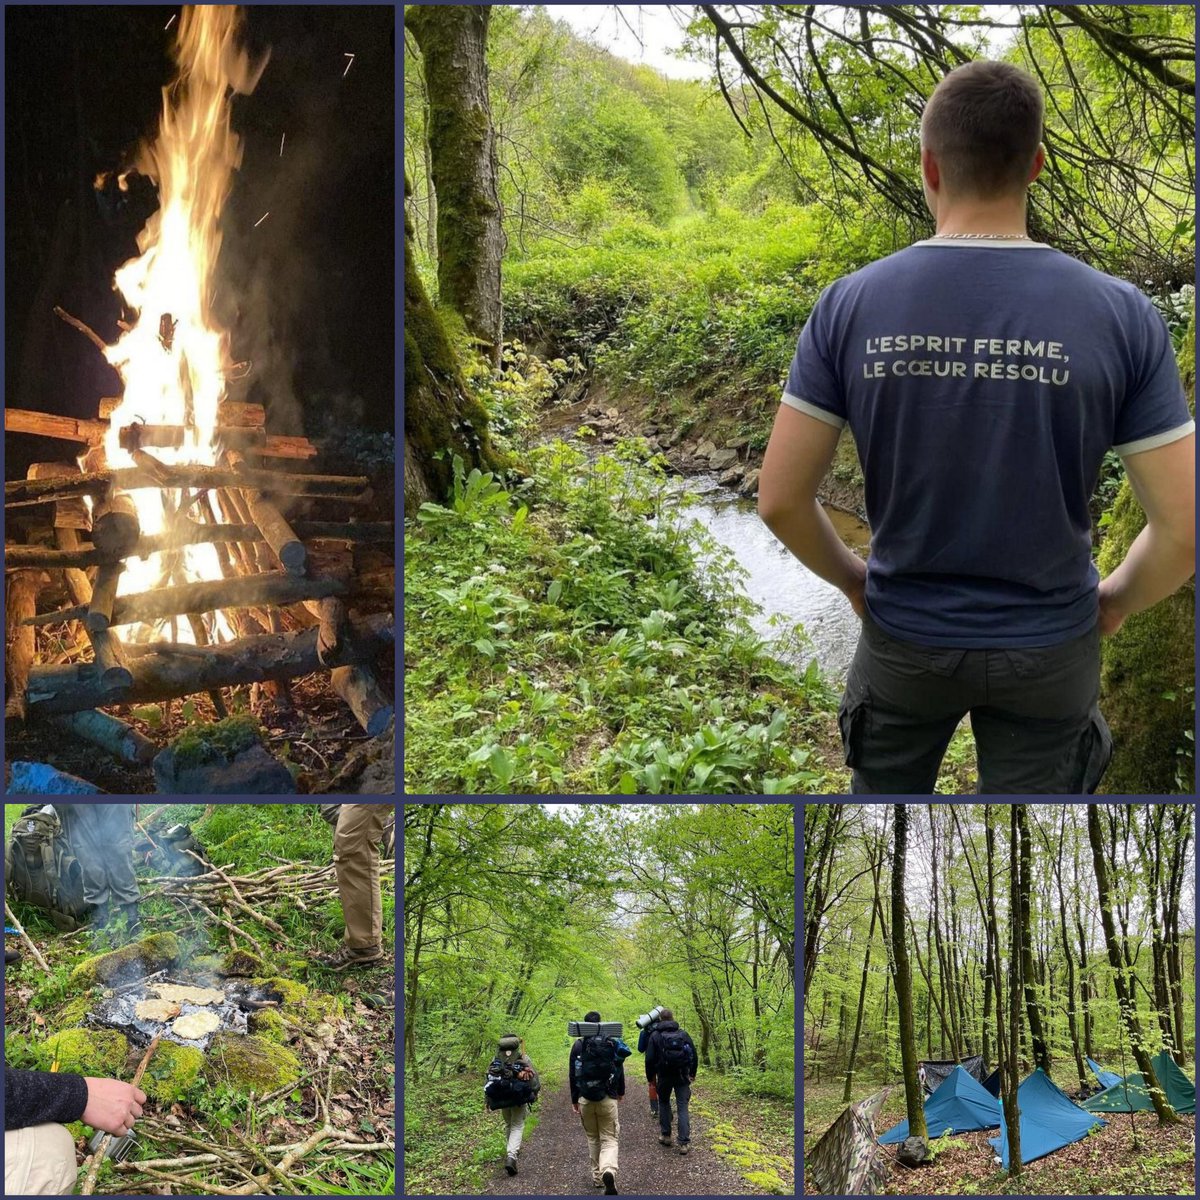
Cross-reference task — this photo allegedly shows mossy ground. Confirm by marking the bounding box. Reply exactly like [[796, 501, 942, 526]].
[[70, 932, 180, 988], [171, 714, 262, 769], [204, 1033, 302, 1094], [143, 1042, 205, 1103], [38, 1028, 129, 1077]]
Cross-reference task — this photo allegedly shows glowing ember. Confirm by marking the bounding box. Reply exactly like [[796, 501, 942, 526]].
[[97, 6, 268, 641]]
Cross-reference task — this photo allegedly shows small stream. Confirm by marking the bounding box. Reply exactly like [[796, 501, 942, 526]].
[[674, 473, 871, 680]]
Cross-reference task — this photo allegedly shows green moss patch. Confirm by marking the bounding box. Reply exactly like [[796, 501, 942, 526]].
[[248, 1008, 288, 1044], [70, 932, 180, 988], [204, 1033, 301, 1095], [143, 1042, 205, 1103], [39, 1029, 128, 1077], [221, 949, 265, 976], [56, 995, 94, 1028], [171, 715, 262, 770]]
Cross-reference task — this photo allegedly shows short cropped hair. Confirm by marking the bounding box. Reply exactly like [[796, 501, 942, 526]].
[[584, 1010, 601, 1022], [658, 1008, 674, 1021], [921, 60, 1043, 197]]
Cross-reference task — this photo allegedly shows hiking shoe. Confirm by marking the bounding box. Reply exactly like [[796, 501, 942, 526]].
[[659, 1135, 673, 1147], [315, 943, 384, 971], [677, 1143, 690, 1155], [602, 1171, 618, 1195], [505, 1155, 517, 1176]]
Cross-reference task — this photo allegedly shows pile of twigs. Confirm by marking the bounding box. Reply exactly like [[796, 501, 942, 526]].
[[140, 856, 396, 955], [94, 1066, 394, 1195]]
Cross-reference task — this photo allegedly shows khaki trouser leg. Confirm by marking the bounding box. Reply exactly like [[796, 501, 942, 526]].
[[579, 1097, 619, 1183], [502, 1103, 528, 1156], [57, 803, 140, 907], [4, 1123, 78, 1194], [333, 804, 388, 949]]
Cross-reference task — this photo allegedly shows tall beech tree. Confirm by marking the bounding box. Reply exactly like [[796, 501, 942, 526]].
[[1016, 803, 1050, 1073], [891, 803, 927, 1157], [1086, 803, 1180, 1125], [1005, 806, 1023, 1175]]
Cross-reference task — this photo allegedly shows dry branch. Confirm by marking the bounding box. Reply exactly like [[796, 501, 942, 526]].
[[30, 571, 347, 629], [52, 305, 109, 354], [6, 570, 49, 721], [52, 710, 156, 764], [6, 466, 370, 506], [23, 611, 393, 714]]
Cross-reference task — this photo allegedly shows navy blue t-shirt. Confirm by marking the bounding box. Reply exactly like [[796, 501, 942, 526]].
[[782, 238, 1193, 647]]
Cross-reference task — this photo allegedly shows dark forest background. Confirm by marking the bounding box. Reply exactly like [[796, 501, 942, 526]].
[[5, 4, 395, 482]]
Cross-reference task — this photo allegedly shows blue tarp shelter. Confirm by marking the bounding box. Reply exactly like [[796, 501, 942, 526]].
[[879, 1065, 1000, 1144], [987, 1068, 1105, 1169], [1086, 1056, 1123, 1089], [1083, 1050, 1196, 1115]]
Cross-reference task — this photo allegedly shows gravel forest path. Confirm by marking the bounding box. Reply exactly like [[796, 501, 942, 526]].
[[483, 1078, 759, 1196]]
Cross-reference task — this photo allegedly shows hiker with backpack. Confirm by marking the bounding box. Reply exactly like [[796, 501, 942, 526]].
[[635, 1005, 665, 1117], [484, 1034, 540, 1176], [645, 1009, 698, 1155], [569, 1010, 630, 1195]]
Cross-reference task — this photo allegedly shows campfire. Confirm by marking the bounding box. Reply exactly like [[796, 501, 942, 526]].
[[3, 7, 394, 777]]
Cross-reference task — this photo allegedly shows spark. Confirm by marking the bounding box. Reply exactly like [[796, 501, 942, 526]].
[[279, 132, 286, 158], [342, 52, 355, 78], [165, 13, 176, 31], [254, 211, 270, 228]]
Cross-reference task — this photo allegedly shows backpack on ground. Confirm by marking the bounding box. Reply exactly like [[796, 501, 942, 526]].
[[484, 1056, 537, 1110], [658, 1029, 692, 1077], [576, 1034, 619, 1101], [4, 805, 89, 931]]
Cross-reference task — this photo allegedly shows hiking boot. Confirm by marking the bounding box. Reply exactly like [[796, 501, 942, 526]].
[[116, 903, 142, 936], [602, 1170, 618, 1195], [315, 943, 384, 971], [505, 1155, 517, 1176], [677, 1142, 690, 1155], [659, 1134, 673, 1147]]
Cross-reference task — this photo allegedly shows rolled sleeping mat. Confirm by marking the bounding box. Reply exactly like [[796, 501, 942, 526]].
[[497, 1035, 522, 1053], [568, 1020, 623, 1038]]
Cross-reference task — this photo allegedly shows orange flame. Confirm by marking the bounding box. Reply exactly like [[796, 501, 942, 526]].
[[99, 6, 268, 639]]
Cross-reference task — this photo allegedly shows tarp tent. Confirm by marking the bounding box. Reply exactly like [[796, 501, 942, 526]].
[[981, 1068, 1001, 1097], [1083, 1051, 1196, 1115], [878, 1065, 1000, 1144], [807, 1088, 890, 1195], [988, 1068, 1105, 1169], [921, 1054, 984, 1094], [1086, 1056, 1123, 1089]]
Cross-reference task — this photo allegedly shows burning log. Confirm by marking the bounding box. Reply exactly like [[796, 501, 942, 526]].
[[100, 397, 265, 427], [6, 407, 314, 458], [331, 665, 393, 736], [92, 494, 141, 557], [5, 464, 370, 505], [226, 448, 306, 575], [5, 523, 392, 570], [5, 570, 50, 722], [87, 563, 124, 632], [52, 710, 156, 765], [23, 611, 393, 714], [29, 571, 348, 630]]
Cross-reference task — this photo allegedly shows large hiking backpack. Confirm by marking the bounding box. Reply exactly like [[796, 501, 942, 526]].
[[484, 1056, 537, 1110], [658, 1029, 691, 1078], [5, 805, 89, 931], [576, 1035, 619, 1101]]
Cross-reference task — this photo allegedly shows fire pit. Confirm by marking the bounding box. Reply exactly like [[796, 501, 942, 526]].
[[3, 6, 394, 788], [88, 974, 282, 1052]]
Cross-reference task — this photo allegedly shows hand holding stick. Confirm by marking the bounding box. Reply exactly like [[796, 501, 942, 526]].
[[80, 1035, 161, 1196]]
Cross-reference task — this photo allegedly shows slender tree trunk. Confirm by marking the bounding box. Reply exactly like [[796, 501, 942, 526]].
[[844, 827, 884, 1101], [804, 807, 844, 994], [1086, 804, 1180, 1125], [1005, 807, 1023, 1175], [929, 808, 961, 1060], [1051, 809, 1088, 1094], [892, 805, 927, 1152], [1016, 804, 1050, 1072]]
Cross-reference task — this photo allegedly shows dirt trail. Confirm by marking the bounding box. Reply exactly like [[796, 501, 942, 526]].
[[484, 1078, 758, 1196]]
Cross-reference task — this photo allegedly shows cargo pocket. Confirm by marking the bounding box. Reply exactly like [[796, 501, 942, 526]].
[[837, 676, 871, 769], [1078, 708, 1113, 794]]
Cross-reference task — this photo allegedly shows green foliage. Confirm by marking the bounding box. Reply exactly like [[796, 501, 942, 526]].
[[405, 442, 834, 794]]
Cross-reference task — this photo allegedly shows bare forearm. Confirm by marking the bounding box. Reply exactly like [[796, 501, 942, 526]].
[[762, 498, 866, 593], [1100, 522, 1195, 620]]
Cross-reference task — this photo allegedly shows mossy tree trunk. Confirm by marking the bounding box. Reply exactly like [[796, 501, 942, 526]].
[[403, 174, 497, 515], [405, 5, 503, 366], [1097, 309, 1195, 793], [1086, 803, 1180, 1124], [1004, 807, 1022, 1175], [891, 804, 927, 1152]]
